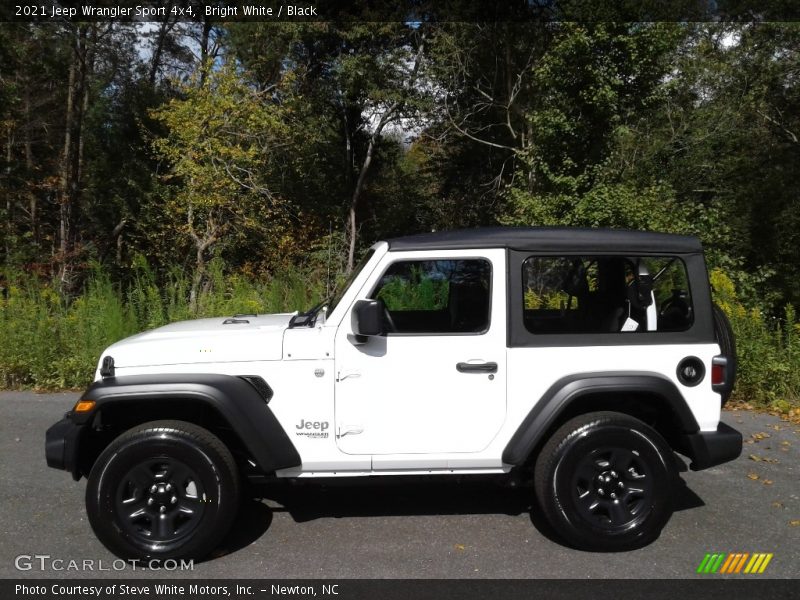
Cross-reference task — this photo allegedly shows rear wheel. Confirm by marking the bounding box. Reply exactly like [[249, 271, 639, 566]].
[[712, 303, 737, 404], [86, 420, 239, 560], [534, 411, 676, 551]]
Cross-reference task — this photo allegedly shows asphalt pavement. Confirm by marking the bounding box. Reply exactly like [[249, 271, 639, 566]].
[[1, 392, 797, 579]]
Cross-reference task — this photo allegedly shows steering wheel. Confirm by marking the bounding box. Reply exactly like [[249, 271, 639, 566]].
[[659, 289, 692, 329], [659, 290, 688, 317]]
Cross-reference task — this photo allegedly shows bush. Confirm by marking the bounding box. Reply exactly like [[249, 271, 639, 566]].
[[0, 263, 324, 390], [3, 262, 799, 413], [710, 269, 800, 411]]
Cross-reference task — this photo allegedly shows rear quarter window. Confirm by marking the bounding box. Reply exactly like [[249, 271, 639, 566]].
[[522, 255, 693, 334]]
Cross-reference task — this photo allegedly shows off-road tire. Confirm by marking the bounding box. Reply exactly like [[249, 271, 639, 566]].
[[712, 303, 737, 404], [86, 420, 239, 560], [534, 411, 676, 551]]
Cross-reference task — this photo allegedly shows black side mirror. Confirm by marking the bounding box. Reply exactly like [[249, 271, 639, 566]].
[[352, 299, 385, 342]]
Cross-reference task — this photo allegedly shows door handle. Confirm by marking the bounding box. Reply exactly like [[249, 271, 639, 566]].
[[456, 361, 498, 374], [337, 425, 364, 438], [336, 370, 361, 382]]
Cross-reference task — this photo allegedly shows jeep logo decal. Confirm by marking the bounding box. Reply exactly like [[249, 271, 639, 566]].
[[295, 419, 329, 439]]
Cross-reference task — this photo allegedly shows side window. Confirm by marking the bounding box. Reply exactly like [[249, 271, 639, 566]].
[[371, 259, 491, 334], [522, 255, 693, 334]]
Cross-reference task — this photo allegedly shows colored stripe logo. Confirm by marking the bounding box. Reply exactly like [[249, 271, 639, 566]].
[[696, 553, 773, 574]]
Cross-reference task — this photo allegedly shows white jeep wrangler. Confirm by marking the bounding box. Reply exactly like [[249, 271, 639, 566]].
[[46, 227, 741, 558]]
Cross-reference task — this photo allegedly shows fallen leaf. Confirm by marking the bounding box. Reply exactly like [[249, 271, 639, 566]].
[[454, 544, 465, 551], [762, 479, 774, 485], [781, 441, 791, 446], [745, 440, 755, 444], [747, 473, 760, 480], [749, 454, 762, 461], [790, 520, 800, 527], [771, 502, 784, 508], [769, 424, 784, 431]]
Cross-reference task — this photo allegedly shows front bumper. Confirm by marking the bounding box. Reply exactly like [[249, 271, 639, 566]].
[[45, 416, 84, 480], [677, 422, 743, 471]]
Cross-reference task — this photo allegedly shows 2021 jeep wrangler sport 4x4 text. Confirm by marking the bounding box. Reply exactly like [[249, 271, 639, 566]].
[[46, 227, 742, 558]]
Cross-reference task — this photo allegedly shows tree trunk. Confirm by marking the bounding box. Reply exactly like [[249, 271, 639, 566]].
[[4, 127, 12, 267], [346, 132, 380, 273], [58, 35, 77, 288], [57, 26, 89, 293], [189, 246, 205, 314], [74, 27, 93, 255], [345, 39, 424, 272], [148, 14, 176, 86], [187, 206, 219, 314], [99, 218, 127, 265], [24, 85, 37, 247], [199, 17, 213, 87]]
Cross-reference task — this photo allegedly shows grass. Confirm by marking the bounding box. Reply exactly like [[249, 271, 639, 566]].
[[1, 264, 799, 417], [710, 270, 800, 415], [0, 261, 324, 390]]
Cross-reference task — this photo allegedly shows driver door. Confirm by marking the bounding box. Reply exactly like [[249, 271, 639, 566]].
[[333, 250, 507, 462]]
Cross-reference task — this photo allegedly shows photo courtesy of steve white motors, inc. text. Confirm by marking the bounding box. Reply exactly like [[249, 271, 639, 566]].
[[15, 583, 340, 597]]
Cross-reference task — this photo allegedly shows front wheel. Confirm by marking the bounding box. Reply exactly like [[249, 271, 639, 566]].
[[86, 420, 239, 560], [534, 411, 676, 551]]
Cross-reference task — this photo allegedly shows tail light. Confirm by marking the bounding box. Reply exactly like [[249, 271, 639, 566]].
[[711, 355, 729, 396], [711, 361, 725, 385]]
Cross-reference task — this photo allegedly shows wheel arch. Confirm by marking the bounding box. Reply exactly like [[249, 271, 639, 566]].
[[502, 372, 699, 467], [71, 374, 301, 478]]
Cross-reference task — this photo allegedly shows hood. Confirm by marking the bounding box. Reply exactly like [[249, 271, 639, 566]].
[[102, 313, 294, 369]]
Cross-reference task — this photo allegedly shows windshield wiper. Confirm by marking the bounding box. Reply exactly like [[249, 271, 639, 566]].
[[288, 297, 330, 329]]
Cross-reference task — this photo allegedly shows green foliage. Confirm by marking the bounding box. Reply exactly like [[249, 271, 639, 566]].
[[521, 23, 686, 191], [3, 21, 800, 411], [150, 64, 288, 212], [149, 63, 296, 268], [504, 181, 690, 232], [711, 270, 800, 410], [377, 276, 449, 311], [0, 265, 324, 390]]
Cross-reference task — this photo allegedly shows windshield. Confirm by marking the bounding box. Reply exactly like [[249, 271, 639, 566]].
[[326, 249, 376, 316]]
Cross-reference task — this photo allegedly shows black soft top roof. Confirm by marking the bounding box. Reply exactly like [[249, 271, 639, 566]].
[[386, 227, 702, 254]]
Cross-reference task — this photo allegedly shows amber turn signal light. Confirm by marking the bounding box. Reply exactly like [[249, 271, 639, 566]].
[[73, 400, 95, 413]]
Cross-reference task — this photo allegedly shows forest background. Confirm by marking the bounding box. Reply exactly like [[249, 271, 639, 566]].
[[1, 12, 799, 413]]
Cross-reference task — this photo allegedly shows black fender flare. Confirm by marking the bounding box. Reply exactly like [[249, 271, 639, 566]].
[[502, 371, 699, 466], [74, 373, 301, 473]]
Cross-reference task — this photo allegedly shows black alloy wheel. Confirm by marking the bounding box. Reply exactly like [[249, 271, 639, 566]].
[[570, 445, 654, 532], [534, 411, 676, 551], [86, 420, 239, 560], [114, 457, 207, 546]]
